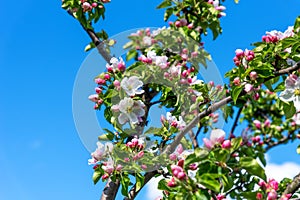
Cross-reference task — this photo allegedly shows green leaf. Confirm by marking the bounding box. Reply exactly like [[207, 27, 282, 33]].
[[283, 102, 296, 119], [120, 175, 130, 197], [230, 137, 242, 153], [135, 173, 145, 191], [144, 127, 162, 135], [84, 42, 96, 52], [240, 192, 257, 199], [126, 49, 138, 61], [93, 171, 102, 184], [239, 157, 266, 180], [198, 173, 221, 192], [157, 0, 172, 9], [297, 145, 300, 154], [294, 16, 300, 30], [231, 86, 243, 104], [164, 7, 174, 21]]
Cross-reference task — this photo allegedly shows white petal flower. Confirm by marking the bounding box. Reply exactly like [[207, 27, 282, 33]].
[[117, 97, 145, 124], [279, 76, 300, 110], [121, 76, 144, 96], [147, 50, 157, 61], [155, 56, 168, 69], [88, 142, 113, 165], [151, 26, 166, 37], [293, 113, 300, 125]]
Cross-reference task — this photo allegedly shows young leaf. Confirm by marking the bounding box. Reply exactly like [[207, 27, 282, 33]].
[[239, 157, 266, 180]]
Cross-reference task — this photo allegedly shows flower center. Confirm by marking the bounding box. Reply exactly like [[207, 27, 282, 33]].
[[295, 89, 300, 96]]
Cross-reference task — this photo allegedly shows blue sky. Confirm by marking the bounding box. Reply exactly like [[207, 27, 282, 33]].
[[0, 0, 300, 199]]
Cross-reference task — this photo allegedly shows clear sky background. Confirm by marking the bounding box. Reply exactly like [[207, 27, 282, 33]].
[[0, 0, 300, 199]]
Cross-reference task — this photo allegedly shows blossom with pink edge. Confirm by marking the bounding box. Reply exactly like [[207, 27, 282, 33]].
[[166, 112, 186, 130], [88, 142, 113, 165], [106, 57, 125, 72], [203, 129, 225, 149]]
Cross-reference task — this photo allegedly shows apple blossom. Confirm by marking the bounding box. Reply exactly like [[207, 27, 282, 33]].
[[121, 76, 144, 96], [279, 75, 300, 110], [203, 129, 225, 150], [88, 142, 113, 165], [117, 97, 145, 124]]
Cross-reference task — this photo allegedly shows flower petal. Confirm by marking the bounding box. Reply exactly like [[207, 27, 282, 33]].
[[279, 89, 295, 102]]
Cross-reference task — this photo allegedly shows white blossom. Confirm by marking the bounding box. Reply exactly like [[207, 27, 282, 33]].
[[88, 142, 113, 165], [279, 75, 300, 110], [117, 97, 145, 124], [121, 76, 144, 96]]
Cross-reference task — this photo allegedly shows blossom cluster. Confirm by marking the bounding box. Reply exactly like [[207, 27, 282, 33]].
[[262, 26, 294, 43], [257, 179, 291, 200], [208, 0, 226, 17]]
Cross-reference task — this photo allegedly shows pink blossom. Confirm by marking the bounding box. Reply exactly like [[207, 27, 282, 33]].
[[253, 120, 261, 129], [267, 189, 277, 200], [244, 83, 253, 93]]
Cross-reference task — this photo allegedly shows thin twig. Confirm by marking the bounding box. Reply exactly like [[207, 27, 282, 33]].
[[230, 106, 243, 136]]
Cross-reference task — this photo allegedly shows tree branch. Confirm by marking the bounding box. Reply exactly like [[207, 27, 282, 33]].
[[124, 171, 158, 200], [67, 10, 112, 63], [282, 172, 300, 196], [162, 61, 300, 155], [230, 106, 243, 136], [265, 131, 294, 152]]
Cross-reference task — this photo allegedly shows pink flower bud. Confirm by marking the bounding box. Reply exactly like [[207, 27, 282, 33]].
[[104, 74, 110, 80], [256, 192, 263, 200], [92, 2, 97, 7], [187, 23, 194, 29], [250, 71, 258, 80], [177, 171, 186, 180], [117, 63, 125, 71], [235, 49, 244, 58], [102, 174, 109, 180], [181, 70, 188, 77], [124, 157, 130, 162], [116, 164, 122, 171], [180, 18, 188, 26], [95, 87, 102, 94], [267, 189, 277, 200], [175, 21, 181, 27], [253, 93, 260, 100], [113, 80, 120, 87], [137, 151, 144, 159], [141, 164, 147, 170], [169, 153, 177, 161], [189, 163, 198, 170], [209, 81, 215, 87], [191, 51, 198, 58], [233, 77, 241, 86], [222, 140, 231, 149], [88, 94, 98, 102], [253, 120, 261, 129], [95, 78, 106, 85], [264, 119, 271, 128], [167, 177, 176, 187]]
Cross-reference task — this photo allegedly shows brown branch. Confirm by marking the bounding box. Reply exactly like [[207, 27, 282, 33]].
[[230, 106, 243, 136], [188, 130, 199, 148], [124, 171, 158, 200], [100, 179, 120, 200], [282, 172, 300, 196], [67, 10, 112, 63], [162, 61, 300, 155], [265, 131, 294, 152]]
